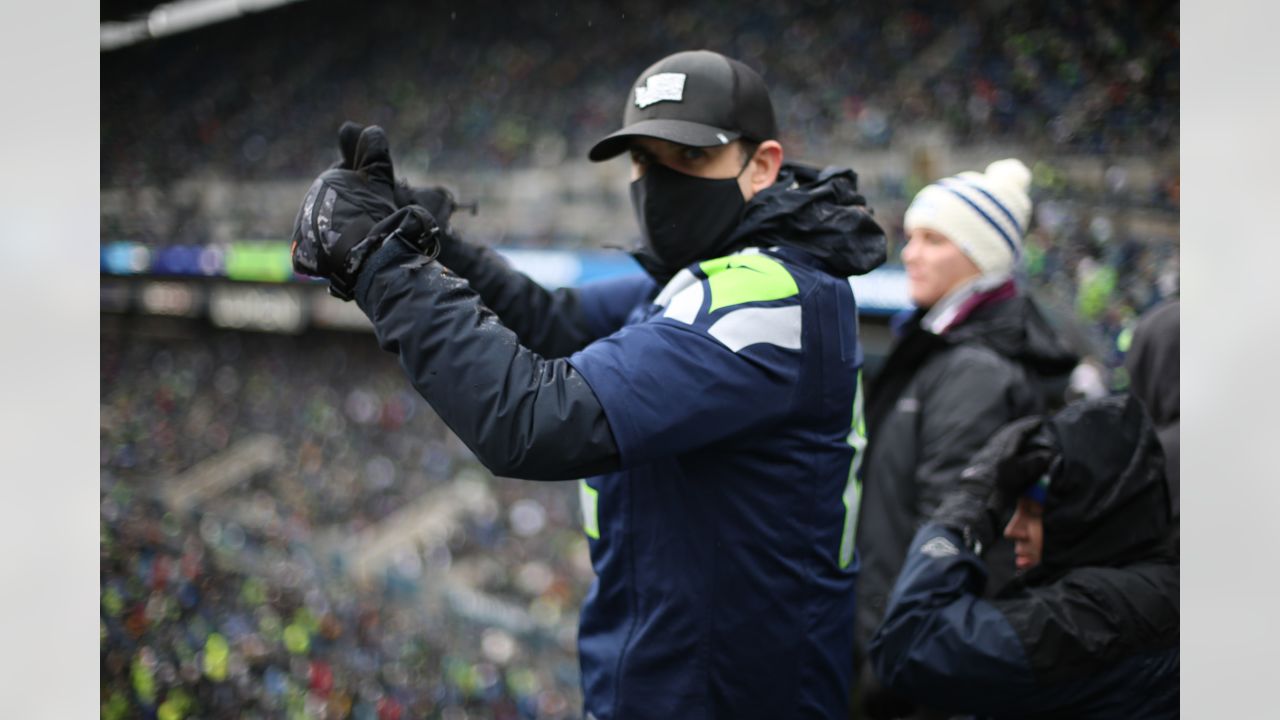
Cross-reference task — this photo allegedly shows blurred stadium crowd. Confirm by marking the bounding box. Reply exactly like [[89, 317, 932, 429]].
[[101, 0, 1179, 716], [101, 330, 593, 718], [101, 0, 1176, 182]]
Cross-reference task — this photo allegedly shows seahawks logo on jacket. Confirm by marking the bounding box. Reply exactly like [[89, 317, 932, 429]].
[[653, 249, 803, 353]]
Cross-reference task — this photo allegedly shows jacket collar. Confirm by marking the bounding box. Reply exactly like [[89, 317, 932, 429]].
[[921, 278, 1018, 335], [724, 162, 888, 278]]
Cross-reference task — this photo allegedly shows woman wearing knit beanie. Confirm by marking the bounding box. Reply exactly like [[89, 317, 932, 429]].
[[849, 160, 1079, 720]]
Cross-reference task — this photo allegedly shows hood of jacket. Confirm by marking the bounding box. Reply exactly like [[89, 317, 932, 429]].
[[633, 162, 887, 281], [945, 292, 1079, 380], [1030, 393, 1173, 579]]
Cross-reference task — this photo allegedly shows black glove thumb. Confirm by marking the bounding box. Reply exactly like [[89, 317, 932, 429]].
[[353, 125, 397, 202], [337, 121, 364, 169], [337, 123, 463, 233]]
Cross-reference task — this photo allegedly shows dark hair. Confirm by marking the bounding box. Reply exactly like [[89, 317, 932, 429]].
[[739, 140, 761, 167]]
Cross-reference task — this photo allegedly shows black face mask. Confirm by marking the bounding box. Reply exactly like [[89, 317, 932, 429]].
[[630, 160, 747, 282]]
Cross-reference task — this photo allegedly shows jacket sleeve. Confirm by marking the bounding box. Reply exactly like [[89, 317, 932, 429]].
[[913, 349, 1028, 523], [354, 240, 621, 480], [868, 524, 1043, 716], [437, 233, 653, 357]]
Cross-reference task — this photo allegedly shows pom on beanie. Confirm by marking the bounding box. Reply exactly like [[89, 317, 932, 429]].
[[903, 158, 1033, 280]]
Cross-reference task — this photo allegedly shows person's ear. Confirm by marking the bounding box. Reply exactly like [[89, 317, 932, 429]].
[[746, 140, 784, 194]]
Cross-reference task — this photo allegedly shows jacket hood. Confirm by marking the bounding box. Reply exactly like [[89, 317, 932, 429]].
[[1032, 394, 1173, 577], [728, 162, 887, 277], [947, 293, 1079, 380]]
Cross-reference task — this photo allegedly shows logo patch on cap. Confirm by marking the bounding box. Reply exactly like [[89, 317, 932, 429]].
[[635, 73, 686, 109]]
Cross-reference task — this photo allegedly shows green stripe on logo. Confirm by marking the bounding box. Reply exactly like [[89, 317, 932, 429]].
[[579, 480, 600, 540], [700, 254, 799, 313]]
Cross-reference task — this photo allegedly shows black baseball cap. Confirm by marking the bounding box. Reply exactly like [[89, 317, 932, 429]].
[[588, 50, 778, 162]]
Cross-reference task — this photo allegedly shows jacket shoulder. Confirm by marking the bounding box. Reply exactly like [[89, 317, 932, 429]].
[[697, 252, 805, 312]]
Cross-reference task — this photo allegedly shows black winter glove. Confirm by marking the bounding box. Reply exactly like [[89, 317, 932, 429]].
[[931, 415, 1051, 553], [292, 124, 441, 300], [335, 121, 461, 230], [994, 439, 1058, 504]]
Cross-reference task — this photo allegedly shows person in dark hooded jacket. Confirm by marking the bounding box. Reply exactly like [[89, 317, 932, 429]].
[[867, 393, 1179, 719], [851, 161, 1077, 718], [289, 50, 888, 720], [1125, 298, 1179, 519]]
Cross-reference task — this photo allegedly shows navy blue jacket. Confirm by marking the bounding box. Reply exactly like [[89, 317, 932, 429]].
[[868, 396, 1179, 719], [354, 164, 887, 719], [570, 244, 864, 720]]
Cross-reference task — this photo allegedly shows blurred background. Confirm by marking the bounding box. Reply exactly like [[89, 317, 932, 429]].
[[99, 0, 1178, 717]]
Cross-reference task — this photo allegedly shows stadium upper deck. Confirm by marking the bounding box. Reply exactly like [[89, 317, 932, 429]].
[[101, 0, 1177, 187]]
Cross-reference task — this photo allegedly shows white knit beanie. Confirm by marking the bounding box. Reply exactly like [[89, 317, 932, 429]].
[[903, 159, 1033, 280]]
